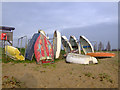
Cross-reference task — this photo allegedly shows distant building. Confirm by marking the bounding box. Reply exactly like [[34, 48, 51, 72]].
[[0, 26, 15, 47], [106, 41, 111, 51]]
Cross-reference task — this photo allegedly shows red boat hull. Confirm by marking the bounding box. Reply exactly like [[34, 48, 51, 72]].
[[34, 33, 54, 64]]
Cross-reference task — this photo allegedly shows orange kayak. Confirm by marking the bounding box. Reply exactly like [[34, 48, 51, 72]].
[[86, 52, 115, 58]]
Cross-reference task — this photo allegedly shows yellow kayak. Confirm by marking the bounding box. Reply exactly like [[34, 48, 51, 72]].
[[5, 45, 25, 60]]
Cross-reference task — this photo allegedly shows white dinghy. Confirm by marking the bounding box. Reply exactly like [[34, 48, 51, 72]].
[[66, 53, 98, 64]]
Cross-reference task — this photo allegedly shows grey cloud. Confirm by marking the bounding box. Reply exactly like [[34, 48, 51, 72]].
[[61, 21, 118, 49], [2, 2, 118, 49]]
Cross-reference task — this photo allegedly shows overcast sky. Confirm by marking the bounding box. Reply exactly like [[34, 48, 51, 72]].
[[2, 2, 118, 49]]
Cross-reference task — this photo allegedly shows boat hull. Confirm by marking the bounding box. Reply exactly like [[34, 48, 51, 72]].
[[80, 35, 94, 54], [61, 36, 73, 54], [87, 52, 115, 58], [34, 33, 54, 64], [53, 30, 61, 59], [66, 53, 98, 64], [5, 45, 25, 60], [69, 35, 81, 54], [25, 33, 40, 60]]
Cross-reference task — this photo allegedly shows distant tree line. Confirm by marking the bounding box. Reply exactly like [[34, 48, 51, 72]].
[[93, 41, 117, 51]]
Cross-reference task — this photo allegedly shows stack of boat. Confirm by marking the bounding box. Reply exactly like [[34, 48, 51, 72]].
[[5, 30, 62, 64], [61, 35, 115, 64], [5, 30, 115, 65]]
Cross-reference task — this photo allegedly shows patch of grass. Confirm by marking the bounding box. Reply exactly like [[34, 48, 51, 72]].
[[54, 58, 65, 63], [43, 63, 50, 68], [2, 47, 36, 63], [118, 59, 120, 62], [42, 63, 56, 68], [99, 73, 113, 83], [84, 72, 92, 77], [108, 79, 113, 83], [2, 76, 26, 88], [81, 50, 85, 55], [53, 50, 66, 63], [69, 72, 72, 75], [2, 53, 36, 64], [97, 59, 101, 64], [24, 64, 26, 66], [99, 73, 110, 80], [40, 70, 46, 73], [51, 64, 56, 68], [60, 50, 66, 55], [54, 58, 61, 63], [18, 48, 25, 56]]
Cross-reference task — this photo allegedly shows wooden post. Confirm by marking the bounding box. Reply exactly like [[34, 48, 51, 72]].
[[5, 41, 7, 61], [20, 38, 22, 53], [24, 36, 27, 57]]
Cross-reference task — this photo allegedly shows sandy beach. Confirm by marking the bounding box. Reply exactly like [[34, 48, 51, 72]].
[[2, 52, 118, 88]]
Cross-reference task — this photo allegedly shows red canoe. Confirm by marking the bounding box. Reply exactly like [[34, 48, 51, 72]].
[[34, 33, 54, 64], [86, 52, 115, 58]]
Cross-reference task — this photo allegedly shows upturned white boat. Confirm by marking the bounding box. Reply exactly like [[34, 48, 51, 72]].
[[66, 53, 98, 64], [80, 35, 94, 54], [80, 35, 115, 58], [53, 30, 61, 59], [61, 36, 73, 54], [69, 35, 81, 54]]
